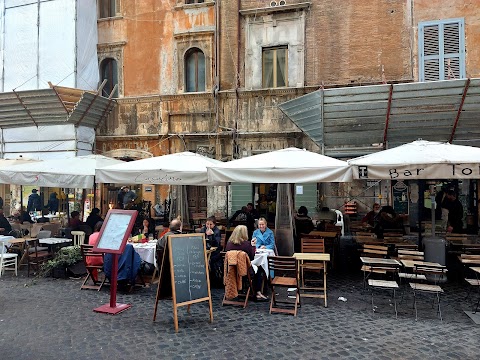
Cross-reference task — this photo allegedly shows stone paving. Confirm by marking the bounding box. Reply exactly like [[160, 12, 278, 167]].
[[1, 268, 479, 360]]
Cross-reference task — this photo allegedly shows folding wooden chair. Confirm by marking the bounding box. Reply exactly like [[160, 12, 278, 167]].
[[26, 239, 53, 277], [267, 256, 300, 316], [222, 251, 255, 308], [297, 238, 328, 303], [368, 263, 400, 319], [80, 244, 107, 291], [410, 264, 446, 321]]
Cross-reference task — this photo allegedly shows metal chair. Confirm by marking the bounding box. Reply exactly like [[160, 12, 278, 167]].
[[367, 263, 400, 319], [410, 264, 446, 321]]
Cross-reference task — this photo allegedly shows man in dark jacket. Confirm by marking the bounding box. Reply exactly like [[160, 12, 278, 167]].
[[27, 189, 42, 213], [0, 208, 12, 235]]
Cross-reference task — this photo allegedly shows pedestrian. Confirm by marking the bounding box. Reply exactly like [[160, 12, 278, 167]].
[[27, 189, 42, 213]]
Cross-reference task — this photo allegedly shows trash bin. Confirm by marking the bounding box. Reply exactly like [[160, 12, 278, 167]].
[[423, 236, 447, 283], [423, 236, 446, 265]]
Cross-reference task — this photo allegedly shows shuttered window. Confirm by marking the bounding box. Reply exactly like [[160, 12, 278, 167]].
[[419, 18, 465, 82]]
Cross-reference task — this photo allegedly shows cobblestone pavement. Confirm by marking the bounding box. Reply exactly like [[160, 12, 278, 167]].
[[1, 268, 479, 360]]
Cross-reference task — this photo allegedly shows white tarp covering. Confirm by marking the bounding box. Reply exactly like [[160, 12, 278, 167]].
[[0, 155, 124, 187], [0, 0, 99, 91], [1, 125, 95, 159], [207, 147, 353, 183], [96, 152, 226, 186], [348, 140, 480, 180]]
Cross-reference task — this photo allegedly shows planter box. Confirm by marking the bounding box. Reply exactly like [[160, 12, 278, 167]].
[[52, 265, 68, 279]]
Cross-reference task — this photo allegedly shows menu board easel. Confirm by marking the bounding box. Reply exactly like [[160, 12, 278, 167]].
[[93, 209, 137, 315], [153, 233, 213, 332]]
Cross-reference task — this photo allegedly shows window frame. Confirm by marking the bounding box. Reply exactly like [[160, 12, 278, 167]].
[[418, 18, 465, 82], [262, 46, 288, 88], [100, 58, 119, 98], [185, 47, 206, 93], [99, 0, 116, 19], [185, 0, 205, 4]]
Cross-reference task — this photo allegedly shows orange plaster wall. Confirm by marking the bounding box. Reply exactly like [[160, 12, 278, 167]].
[[413, 0, 480, 79]]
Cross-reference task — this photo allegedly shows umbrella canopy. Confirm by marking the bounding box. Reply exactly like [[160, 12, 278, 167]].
[[0, 155, 124, 188], [95, 151, 225, 185], [348, 140, 480, 180], [207, 147, 352, 183]]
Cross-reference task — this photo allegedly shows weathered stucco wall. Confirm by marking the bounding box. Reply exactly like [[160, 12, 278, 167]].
[[413, 0, 480, 80]]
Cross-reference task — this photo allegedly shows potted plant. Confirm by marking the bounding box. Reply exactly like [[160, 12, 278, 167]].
[[38, 245, 83, 279]]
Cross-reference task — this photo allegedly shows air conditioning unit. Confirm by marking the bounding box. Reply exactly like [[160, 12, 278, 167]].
[[279, 0, 286, 5], [270, 1, 277, 6]]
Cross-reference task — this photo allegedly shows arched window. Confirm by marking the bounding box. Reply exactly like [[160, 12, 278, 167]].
[[100, 58, 118, 97], [185, 48, 205, 92]]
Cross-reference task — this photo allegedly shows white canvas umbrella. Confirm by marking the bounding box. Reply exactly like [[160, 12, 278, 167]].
[[349, 140, 480, 180], [207, 147, 352, 183], [96, 151, 225, 185], [0, 155, 124, 188]]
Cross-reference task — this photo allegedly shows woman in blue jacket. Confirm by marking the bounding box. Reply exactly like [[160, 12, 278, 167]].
[[252, 217, 275, 250]]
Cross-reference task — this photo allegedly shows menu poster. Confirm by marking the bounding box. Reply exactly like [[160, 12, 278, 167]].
[[94, 210, 138, 255]]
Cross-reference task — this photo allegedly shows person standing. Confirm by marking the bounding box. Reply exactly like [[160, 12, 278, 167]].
[[27, 189, 42, 213], [122, 187, 137, 209], [442, 190, 463, 233], [47, 192, 59, 213]]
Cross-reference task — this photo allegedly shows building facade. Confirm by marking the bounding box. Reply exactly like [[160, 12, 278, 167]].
[[96, 0, 480, 223]]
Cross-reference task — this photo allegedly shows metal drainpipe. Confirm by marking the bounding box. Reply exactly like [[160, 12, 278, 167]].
[[233, 0, 241, 160]]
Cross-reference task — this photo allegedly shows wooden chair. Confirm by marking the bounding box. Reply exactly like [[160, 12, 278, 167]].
[[397, 249, 424, 261], [298, 237, 328, 307], [410, 264, 446, 321], [26, 239, 53, 277], [80, 244, 107, 291], [267, 256, 300, 316], [71, 231, 85, 247], [368, 263, 400, 319], [360, 245, 389, 287], [222, 251, 255, 308]]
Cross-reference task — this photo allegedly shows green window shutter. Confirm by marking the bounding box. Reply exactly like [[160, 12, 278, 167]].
[[231, 183, 253, 213], [294, 183, 318, 215]]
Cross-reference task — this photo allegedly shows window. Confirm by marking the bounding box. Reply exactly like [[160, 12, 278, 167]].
[[419, 18, 465, 81], [100, 58, 118, 97], [185, 0, 205, 4], [262, 46, 288, 88], [99, 0, 116, 18], [185, 48, 205, 92]]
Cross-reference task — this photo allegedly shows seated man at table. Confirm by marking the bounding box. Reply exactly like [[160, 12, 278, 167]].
[[225, 225, 267, 301], [294, 206, 314, 253], [229, 206, 255, 239], [104, 243, 141, 292], [362, 203, 381, 228], [36, 208, 51, 224], [156, 218, 182, 251], [0, 208, 12, 235], [68, 211, 83, 231]]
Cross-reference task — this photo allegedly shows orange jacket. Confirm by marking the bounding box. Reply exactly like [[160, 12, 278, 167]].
[[223, 250, 251, 300]]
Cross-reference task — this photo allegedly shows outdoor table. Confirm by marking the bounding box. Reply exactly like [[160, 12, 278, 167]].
[[400, 259, 445, 269], [251, 248, 275, 278], [293, 252, 330, 307], [469, 267, 480, 313], [39, 238, 72, 254], [131, 240, 157, 267]]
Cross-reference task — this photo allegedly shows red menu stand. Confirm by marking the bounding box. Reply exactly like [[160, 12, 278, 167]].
[[92, 209, 138, 315]]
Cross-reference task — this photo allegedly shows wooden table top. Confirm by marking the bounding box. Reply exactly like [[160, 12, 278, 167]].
[[293, 252, 330, 261], [470, 267, 480, 274], [360, 257, 401, 266], [459, 257, 480, 265], [401, 259, 445, 268]]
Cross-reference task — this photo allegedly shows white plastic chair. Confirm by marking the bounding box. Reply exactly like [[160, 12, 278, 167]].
[[0, 240, 18, 276], [71, 231, 85, 247]]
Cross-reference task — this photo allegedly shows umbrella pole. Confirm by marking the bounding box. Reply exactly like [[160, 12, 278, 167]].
[[20, 185, 23, 211], [430, 185, 436, 237], [93, 177, 97, 209]]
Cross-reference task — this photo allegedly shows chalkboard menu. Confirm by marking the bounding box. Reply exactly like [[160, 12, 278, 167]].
[[153, 233, 213, 332], [169, 234, 209, 304], [393, 181, 409, 215]]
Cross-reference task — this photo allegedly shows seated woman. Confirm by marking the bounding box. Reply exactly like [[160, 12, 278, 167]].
[[225, 225, 267, 301], [86, 221, 104, 282], [200, 216, 221, 250], [139, 217, 156, 238], [86, 208, 103, 232], [252, 217, 275, 251]]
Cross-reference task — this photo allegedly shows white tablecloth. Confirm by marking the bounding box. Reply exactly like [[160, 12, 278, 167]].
[[251, 249, 275, 278], [39, 238, 72, 245], [132, 240, 157, 266]]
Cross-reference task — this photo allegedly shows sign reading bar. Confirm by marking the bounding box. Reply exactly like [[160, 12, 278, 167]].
[[153, 233, 213, 332]]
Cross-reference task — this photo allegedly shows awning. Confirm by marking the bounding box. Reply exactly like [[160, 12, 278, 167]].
[[279, 78, 480, 157]]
